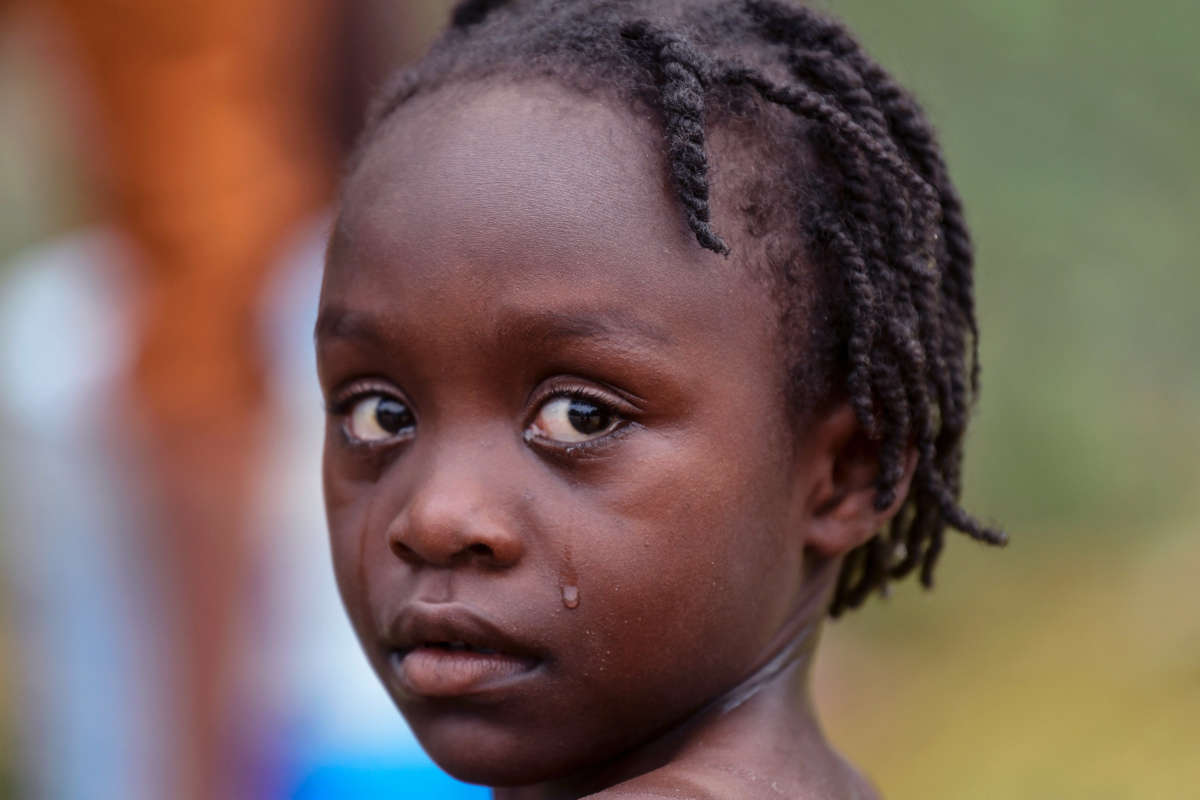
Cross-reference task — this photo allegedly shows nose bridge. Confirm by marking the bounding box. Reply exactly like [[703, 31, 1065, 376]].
[[387, 424, 523, 568]]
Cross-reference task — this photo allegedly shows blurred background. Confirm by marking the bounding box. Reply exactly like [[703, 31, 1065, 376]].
[[0, 0, 1195, 798]]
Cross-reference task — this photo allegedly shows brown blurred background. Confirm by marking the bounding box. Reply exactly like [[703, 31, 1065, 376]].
[[0, 1, 1197, 798]]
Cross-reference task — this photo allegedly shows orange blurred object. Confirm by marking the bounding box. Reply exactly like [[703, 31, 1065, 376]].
[[44, 0, 336, 428], [39, 1, 337, 797]]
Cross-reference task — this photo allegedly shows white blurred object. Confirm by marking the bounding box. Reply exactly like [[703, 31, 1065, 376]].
[[0, 229, 162, 800]]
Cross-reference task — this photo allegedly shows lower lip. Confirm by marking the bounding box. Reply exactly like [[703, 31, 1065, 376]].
[[392, 648, 538, 698]]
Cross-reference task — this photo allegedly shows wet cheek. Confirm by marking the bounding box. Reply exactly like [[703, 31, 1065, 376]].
[[323, 471, 377, 634]]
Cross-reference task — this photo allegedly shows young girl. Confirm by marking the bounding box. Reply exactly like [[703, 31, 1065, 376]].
[[315, 1, 1006, 797]]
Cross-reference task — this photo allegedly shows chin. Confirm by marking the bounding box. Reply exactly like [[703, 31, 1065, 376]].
[[407, 712, 586, 788], [431, 756, 548, 789]]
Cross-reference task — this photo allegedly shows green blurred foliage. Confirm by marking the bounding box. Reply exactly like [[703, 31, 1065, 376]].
[[1, 0, 1196, 797]]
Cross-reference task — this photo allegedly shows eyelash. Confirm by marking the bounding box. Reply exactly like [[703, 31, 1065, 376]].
[[328, 379, 415, 447], [326, 378, 637, 456], [523, 383, 636, 457]]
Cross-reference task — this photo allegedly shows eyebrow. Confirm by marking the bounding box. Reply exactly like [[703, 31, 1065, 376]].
[[314, 305, 673, 349], [495, 308, 674, 348]]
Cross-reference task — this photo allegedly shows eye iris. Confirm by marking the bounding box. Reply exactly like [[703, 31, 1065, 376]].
[[566, 399, 610, 435], [375, 398, 412, 434]]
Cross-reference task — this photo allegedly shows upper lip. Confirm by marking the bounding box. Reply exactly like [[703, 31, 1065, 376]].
[[384, 602, 542, 661]]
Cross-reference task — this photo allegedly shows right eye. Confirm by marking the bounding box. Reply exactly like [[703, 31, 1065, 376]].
[[528, 395, 621, 444], [344, 394, 415, 444]]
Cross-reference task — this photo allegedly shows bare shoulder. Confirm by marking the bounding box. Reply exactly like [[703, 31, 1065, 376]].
[[585, 760, 881, 800], [583, 768, 726, 800]]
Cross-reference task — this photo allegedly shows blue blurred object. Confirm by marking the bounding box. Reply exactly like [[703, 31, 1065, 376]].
[[289, 757, 490, 799]]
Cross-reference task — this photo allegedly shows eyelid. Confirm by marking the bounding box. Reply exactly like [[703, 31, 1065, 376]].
[[327, 377, 411, 416], [526, 377, 643, 421], [523, 378, 641, 457], [523, 420, 637, 460]]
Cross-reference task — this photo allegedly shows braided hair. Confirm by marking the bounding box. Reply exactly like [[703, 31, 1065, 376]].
[[357, 0, 1006, 615]]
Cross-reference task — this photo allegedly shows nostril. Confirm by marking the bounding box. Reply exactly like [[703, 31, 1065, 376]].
[[390, 537, 496, 565], [467, 542, 494, 559], [390, 538, 417, 561]]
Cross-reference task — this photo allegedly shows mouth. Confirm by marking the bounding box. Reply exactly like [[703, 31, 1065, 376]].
[[404, 640, 500, 655], [384, 604, 542, 698]]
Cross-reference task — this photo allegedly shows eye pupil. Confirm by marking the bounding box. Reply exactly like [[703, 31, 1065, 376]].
[[375, 398, 413, 434], [566, 400, 610, 435]]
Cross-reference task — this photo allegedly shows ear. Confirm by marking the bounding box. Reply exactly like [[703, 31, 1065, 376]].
[[800, 403, 918, 557]]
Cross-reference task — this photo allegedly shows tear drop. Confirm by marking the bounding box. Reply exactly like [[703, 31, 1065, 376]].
[[561, 584, 580, 609]]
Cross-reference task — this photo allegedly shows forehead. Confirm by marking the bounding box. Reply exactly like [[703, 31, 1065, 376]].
[[336, 81, 695, 272], [324, 80, 781, 375]]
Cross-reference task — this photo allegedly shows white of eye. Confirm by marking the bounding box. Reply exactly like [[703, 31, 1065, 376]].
[[528, 396, 619, 444], [346, 394, 414, 443]]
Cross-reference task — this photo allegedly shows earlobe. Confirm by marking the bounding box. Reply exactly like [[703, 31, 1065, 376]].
[[801, 403, 917, 557]]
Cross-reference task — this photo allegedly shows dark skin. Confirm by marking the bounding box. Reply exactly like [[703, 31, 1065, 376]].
[[317, 81, 915, 800]]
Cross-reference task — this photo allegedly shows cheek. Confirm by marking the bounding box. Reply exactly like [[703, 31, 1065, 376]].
[[323, 451, 379, 633], [639, 407, 799, 586], [567, 430, 802, 685]]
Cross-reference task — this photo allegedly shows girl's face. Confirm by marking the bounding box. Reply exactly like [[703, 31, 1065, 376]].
[[318, 83, 822, 787]]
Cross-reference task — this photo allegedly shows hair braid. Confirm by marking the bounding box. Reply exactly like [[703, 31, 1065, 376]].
[[621, 22, 730, 256], [919, 525, 946, 588], [821, 217, 881, 435], [734, 0, 1004, 601], [723, 65, 930, 480], [832, 544, 863, 614], [452, 0, 512, 29], [819, 32, 983, 398], [720, 64, 939, 231], [889, 497, 935, 579]]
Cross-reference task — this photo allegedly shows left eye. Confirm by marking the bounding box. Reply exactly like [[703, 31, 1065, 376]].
[[528, 395, 620, 443]]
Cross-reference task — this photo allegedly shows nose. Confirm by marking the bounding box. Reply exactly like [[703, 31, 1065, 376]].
[[385, 444, 525, 570]]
